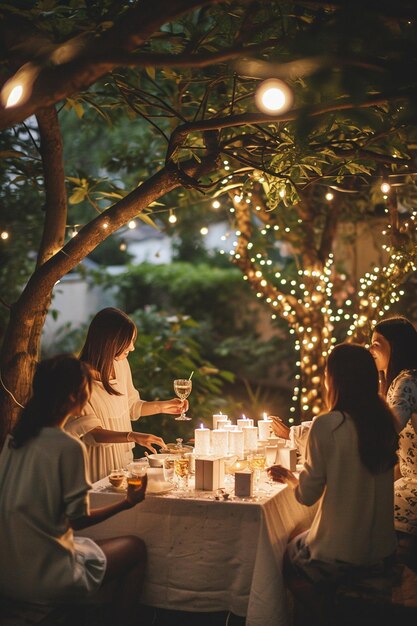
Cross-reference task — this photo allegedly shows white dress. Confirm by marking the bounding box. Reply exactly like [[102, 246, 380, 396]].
[[389, 369, 417, 535], [65, 358, 144, 482], [296, 410, 396, 565], [0, 428, 106, 603]]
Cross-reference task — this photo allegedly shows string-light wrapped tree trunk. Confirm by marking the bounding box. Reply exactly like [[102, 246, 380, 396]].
[[230, 183, 416, 421]]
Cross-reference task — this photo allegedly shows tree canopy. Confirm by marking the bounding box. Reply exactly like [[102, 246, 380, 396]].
[[0, 0, 416, 436]]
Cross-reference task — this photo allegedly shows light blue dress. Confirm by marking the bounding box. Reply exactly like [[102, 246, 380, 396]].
[[0, 428, 106, 603]]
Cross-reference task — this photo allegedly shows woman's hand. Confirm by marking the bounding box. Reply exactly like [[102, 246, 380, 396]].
[[270, 416, 291, 440], [126, 474, 147, 507], [162, 398, 189, 415], [267, 464, 298, 487], [131, 432, 166, 454]]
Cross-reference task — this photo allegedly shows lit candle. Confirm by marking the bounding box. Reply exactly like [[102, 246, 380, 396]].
[[211, 429, 229, 457], [213, 412, 228, 430], [194, 424, 211, 456], [228, 430, 245, 458], [243, 426, 258, 452], [237, 414, 254, 429]]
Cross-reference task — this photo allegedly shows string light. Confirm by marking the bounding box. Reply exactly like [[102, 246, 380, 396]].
[[1, 231, 9, 240], [128, 220, 136, 229], [254, 78, 293, 114], [168, 210, 177, 224]]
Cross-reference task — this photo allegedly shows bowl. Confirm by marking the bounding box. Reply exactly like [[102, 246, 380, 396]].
[[160, 443, 193, 455], [147, 453, 172, 468]]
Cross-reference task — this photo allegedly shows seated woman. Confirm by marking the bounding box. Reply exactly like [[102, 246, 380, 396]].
[[268, 344, 398, 622], [369, 316, 417, 562], [66, 308, 187, 482], [0, 355, 147, 626]]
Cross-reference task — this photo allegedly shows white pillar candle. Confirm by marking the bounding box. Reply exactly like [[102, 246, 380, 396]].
[[223, 424, 238, 432], [216, 418, 231, 430], [228, 430, 244, 458], [243, 426, 258, 452], [194, 425, 211, 456], [237, 417, 254, 429], [258, 419, 273, 441], [211, 429, 229, 457], [212, 413, 228, 430]]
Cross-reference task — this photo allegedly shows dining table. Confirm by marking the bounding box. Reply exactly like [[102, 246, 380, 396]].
[[79, 474, 317, 626]]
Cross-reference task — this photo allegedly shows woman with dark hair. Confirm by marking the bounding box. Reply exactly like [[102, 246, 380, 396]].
[[370, 316, 417, 544], [268, 344, 398, 589], [65, 308, 186, 482], [0, 355, 147, 625]]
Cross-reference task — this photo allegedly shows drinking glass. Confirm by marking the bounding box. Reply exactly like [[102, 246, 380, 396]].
[[163, 456, 176, 484], [127, 464, 147, 490], [247, 451, 267, 493], [173, 378, 192, 421], [174, 456, 190, 491]]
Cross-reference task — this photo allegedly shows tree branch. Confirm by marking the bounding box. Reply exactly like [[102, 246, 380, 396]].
[[35, 106, 67, 266], [0, 0, 224, 130]]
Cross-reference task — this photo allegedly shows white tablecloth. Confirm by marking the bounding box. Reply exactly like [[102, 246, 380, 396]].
[[80, 479, 316, 626]]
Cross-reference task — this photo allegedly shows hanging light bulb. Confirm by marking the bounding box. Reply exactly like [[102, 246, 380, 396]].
[[212, 200, 221, 209], [325, 191, 334, 201], [1, 231, 9, 240], [255, 78, 293, 114], [128, 220, 136, 229], [200, 226, 208, 235], [380, 181, 391, 194], [168, 210, 177, 224], [119, 240, 127, 252]]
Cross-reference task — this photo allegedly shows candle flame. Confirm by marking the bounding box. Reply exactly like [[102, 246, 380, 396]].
[[263, 412, 268, 420], [242, 414, 246, 419], [200, 423, 204, 429]]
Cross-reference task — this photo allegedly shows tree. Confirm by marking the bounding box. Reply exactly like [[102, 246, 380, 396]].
[[1, 0, 417, 441]]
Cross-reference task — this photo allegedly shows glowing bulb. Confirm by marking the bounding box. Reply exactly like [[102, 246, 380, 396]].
[[212, 200, 221, 209], [255, 79, 293, 114], [380, 182, 391, 194], [234, 194, 242, 203], [6, 85, 23, 108], [119, 241, 127, 251], [325, 192, 334, 201], [1, 231, 9, 240], [128, 220, 136, 229], [200, 226, 208, 235], [168, 213, 177, 224]]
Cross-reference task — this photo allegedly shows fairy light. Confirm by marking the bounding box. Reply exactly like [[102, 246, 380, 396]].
[[1, 231, 9, 240], [128, 220, 136, 229], [168, 210, 177, 224], [212, 200, 221, 209]]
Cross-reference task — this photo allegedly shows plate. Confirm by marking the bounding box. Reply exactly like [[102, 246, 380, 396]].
[[147, 481, 174, 495], [107, 479, 174, 495]]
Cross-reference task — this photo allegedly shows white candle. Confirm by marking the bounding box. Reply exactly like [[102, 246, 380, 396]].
[[243, 426, 258, 452], [228, 430, 244, 458], [212, 412, 228, 430], [211, 429, 229, 457], [223, 424, 238, 432], [258, 418, 272, 441], [194, 424, 211, 456], [237, 415, 254, 429], [216, 418, 231, 430]]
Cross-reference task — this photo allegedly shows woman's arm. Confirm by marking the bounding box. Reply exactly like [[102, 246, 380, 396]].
[[71, 476, 147, 531], [88, 427, 166, 453], [388, 373, 417, 433], [139, 398, 188, 417]]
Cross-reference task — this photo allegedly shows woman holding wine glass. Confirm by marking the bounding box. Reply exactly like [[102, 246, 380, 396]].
[[65, 308, 188, 482]]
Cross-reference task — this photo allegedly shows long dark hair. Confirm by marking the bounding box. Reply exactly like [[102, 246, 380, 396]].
[[326, 343, 398, 474], [11, 355, 92, 449], [374, 316, 417, 390], [79, 307, 137, 395]]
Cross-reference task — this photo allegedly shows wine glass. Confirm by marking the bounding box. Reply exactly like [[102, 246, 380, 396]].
[[173, 378, 192, 421]]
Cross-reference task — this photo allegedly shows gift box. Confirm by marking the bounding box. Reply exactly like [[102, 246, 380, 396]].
[[195, 457, 225, 491], [234, 471, 254, 497]]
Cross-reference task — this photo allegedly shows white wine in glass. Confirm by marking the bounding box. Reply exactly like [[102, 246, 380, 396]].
[[173, 379, 192, 421]]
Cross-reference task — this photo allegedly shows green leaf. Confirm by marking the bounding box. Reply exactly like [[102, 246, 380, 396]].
[[137, 213, 160, 230], [145, 66, 156, 81], [69, 187, 87, 204]]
